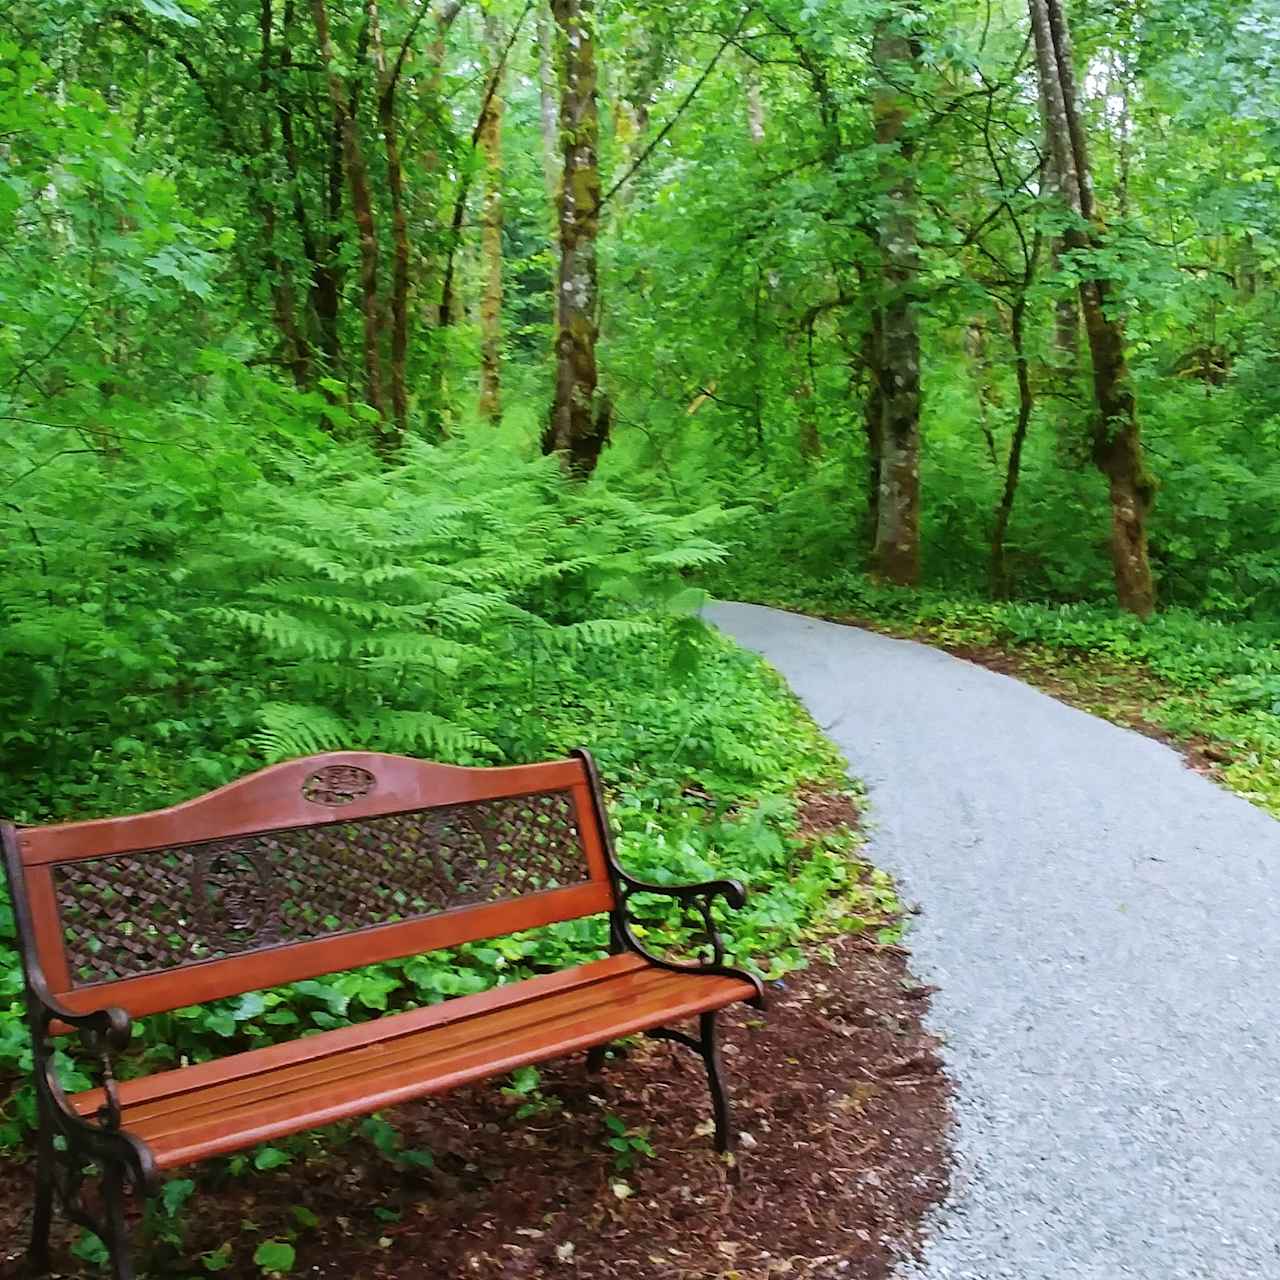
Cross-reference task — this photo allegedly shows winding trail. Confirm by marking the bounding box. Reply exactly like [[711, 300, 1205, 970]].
[[708, 602, 1280, 1280]]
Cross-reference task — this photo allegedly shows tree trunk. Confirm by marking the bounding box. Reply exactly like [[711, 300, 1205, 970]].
[[258, 0, 311, 388], [275, 0, 342, 380], [318, 102, 346, 377], [312, 0, 391, 441], [745, 61, 766, 144], [966, 319, 1000, 467], [477, 14, 505, 423], [1035, 78, 1080, 368], [860, 313, 884, 556], [536, 3, 561, 208], [543, 0, 609, 477], [369, 0, 411, 439], [870, 16, 922, 586], [415, 1, 463, 436], [990, 297, 1034, 597], [1029, 0, 1155, 616]]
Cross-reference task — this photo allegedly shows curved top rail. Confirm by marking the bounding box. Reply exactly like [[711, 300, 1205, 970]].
[[16, 751, 588, 866]]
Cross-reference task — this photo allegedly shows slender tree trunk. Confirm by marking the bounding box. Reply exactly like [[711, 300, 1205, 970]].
[[536, 3, 561, 208], [312, 0, 391, 439], [275, 0, 342, 380], [860, 312, 884, 555], [1036, 80, 1080, 369], [543, 0, 609, 476], [991, 297, 1034, 596], [477, 15, 505, 422], [870, 15, 922, 586], [369, 0, 411, 438], [414, 1, 463, 436], [1029, 0, 1155, 616], [966, 319, 1000, 467], [319, 105, 346, 378], [258, 0, 311, 388], [745, 62, 766, 144], [437, 7, 529, 337]]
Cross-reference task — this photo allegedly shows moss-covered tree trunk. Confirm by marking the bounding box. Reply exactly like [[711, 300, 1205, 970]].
[[477, 14, 505, 423], [870, 15, 922, 586], [312, 0, 392, 443], [1029, 0, 1155, 617], [860, 311, 885, 554], [368, 0, 411, 439], [537, 3, 560, 209], [543, 0, 609, 477]]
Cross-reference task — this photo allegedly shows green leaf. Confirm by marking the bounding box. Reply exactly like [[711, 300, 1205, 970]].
[[204, 1011, 237, 1037], [71, 1231, 110, 1265], [161, 1177, 196, 1217], [507, 1065, 540, 1095], [360, 1115, 399, 1155], [202, 1243, 234, 1272], [253, 1147, 292, 1171], [253, 1240, 296, 1274]]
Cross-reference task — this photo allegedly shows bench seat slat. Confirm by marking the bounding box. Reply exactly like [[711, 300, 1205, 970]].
[[72, 956, 754, 1169], [99, 959, 668, 1130], [132, 966, 681, 1144]]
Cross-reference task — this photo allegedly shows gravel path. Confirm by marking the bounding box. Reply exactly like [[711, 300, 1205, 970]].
[[707, 601, 1280, 1280]]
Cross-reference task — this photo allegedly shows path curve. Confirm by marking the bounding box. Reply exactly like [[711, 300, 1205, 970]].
[[708, 601, 1280, 1280]]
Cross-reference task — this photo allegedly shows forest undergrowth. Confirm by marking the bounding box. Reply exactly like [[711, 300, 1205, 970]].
[[0, 431, 897, 1168]]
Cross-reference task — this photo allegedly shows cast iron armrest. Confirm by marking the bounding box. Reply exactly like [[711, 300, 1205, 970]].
[[612, 873, 765, 1007], [28, 970, 133, 1051], [615, 870, 747, 910], [25, 967, 135, 1133], [569, 748, 765, 1007], [23, 967, 158, 1188]]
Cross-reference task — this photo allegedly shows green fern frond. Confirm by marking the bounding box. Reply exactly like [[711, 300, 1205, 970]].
[[252, 702, 349, 761], [353, 710, 497, 760], [208, 608, 346, 658]]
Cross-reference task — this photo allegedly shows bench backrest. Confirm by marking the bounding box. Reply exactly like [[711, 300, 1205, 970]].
[[2, 751, 617, 1020]]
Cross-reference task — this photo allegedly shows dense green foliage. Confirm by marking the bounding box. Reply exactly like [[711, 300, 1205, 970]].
[[0, 426, 892, 1150], [2, 0, 1278, 1250], [4, 1, 1278, 608], [593, 0, 1280, 614]]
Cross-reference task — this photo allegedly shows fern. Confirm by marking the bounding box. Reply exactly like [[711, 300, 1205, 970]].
[[252, 703, 349, 760], [0, 430, 731, 820]]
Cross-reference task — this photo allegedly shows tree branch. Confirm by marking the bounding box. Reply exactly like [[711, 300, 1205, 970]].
[[602, 6, 756, 207]]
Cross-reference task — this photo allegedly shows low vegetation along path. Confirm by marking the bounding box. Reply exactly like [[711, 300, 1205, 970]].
[[708, 601, 1280, 1280]]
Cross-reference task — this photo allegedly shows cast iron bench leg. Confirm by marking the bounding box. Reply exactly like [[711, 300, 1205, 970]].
[[103, 1160, 137, 1280], [28, 1137, 138, 1280], [700, 1011, 734, 1153], [29, 1123, 54, 1275], [647, 1010, 735, 1153]]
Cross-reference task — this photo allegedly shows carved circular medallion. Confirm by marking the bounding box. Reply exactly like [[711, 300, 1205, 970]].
[[302, 764, 377, 806], [194, 844, 275, 942]]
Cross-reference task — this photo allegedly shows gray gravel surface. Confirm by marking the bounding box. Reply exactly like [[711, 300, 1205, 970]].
[[707, 601, 1280, 1280]]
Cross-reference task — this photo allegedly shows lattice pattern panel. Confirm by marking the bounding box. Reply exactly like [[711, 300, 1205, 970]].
[[53, 790, 588, 986]]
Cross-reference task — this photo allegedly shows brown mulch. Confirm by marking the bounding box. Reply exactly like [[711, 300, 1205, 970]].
[[794, 786, 862, 837], [0, 937, 950, 1279]]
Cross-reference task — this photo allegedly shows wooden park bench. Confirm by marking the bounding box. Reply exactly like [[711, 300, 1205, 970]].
[[3, 749, 764, 1280]]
